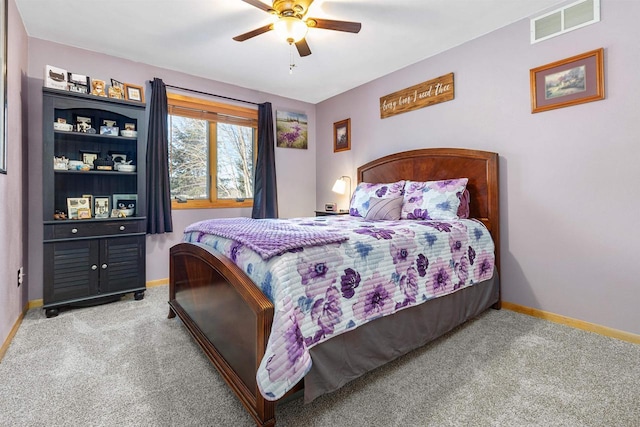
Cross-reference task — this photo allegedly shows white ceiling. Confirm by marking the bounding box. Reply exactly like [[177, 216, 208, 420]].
[[15, 0, 567, 104]]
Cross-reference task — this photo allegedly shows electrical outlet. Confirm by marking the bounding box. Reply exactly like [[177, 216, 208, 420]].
[[17, 267, 24, 287]]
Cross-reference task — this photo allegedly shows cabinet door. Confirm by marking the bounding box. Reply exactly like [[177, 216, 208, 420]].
[[43, 239, 100, 305], [99, 235, 145, 294]]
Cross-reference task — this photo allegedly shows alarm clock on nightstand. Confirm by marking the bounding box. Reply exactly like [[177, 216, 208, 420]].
[[324, 203, 337, 212]]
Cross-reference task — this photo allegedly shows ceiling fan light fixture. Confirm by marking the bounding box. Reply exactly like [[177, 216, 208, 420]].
[[273, 16, 308, 43]]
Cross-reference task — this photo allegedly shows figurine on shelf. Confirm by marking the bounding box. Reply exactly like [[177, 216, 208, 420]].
[[91, 79, 107, 97], [53, 210, 67, 220], [53, 156, 69, 170]]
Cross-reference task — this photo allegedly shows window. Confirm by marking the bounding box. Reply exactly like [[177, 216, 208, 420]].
[[167, 93, 258, 209]]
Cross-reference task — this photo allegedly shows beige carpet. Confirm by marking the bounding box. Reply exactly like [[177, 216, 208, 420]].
[[0, 285, 638, 426]]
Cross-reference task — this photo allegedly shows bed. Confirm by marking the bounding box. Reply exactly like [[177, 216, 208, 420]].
[[168, 148, 500, 427]]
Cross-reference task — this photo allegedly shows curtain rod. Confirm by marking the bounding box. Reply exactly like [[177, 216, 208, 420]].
[[163, 83, 260, 106]]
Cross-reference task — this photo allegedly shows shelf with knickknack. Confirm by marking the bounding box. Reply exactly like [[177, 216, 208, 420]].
[[42, 87, 148, 318]]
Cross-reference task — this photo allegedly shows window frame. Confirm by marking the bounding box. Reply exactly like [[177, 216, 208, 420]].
[[167, 93, 258, 210]]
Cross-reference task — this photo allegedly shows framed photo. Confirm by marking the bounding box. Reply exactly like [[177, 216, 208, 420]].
[[113, 194, 138, 216], [82, 194, 93, 216], [109, 79, 125, 99], [124, 83, 144, 102], [99, 126, 119, 136], [333, 118, 351, 153], [530, 48, 604, 114], [77, 208, 91, 219], [80, 150, 100, 168], [67, 197, 91, 219], [73, 114, 94, 133], [93, 196, 110, 219]]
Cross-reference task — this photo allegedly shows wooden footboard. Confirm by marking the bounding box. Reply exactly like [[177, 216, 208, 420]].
[[169, 242, 277, 427]]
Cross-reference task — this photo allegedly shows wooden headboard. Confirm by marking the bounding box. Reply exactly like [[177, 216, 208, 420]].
[[358, 148, 500, 279]]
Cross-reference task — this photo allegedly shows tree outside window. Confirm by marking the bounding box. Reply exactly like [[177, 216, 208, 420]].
[[167, 94, 257, 209]]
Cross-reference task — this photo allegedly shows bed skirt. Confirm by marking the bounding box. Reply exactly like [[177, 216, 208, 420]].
[[303, 271, 500, 403]]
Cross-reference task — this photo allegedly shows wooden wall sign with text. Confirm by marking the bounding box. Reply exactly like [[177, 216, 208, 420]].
[[379, 73, 454, 119]]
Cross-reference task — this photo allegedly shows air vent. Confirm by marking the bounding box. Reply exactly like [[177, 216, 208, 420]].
[[531, 0, 600, 44]]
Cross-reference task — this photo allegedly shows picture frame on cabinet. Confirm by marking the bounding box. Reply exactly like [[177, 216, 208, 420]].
[[77, 208, 91, 219], [124, 83, 144, 102], [94, 196, 110, 219], [109, 79, 125, 99], [530, 48, 604, 113], [73, 114, 95, 133], [68, 72, 89, 94], [82, 194, 93, 216], [113, 194, 137, 216], [80, 150, 100, 168], [67, 197, 91, 220], [99, 126, 119, 136]]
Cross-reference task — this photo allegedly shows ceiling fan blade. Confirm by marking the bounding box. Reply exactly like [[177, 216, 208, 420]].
[[240, 0, 275, 13], [307, 17, 361, 33], [233, 23, 274, 42], [295, 38, 312, 57]]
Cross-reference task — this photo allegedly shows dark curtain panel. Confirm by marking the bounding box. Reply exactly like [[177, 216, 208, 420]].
[[145, 78, 173, 234], [251, 102, 278, 219]]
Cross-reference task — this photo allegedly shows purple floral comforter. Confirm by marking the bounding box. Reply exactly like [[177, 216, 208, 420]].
[[183, 215, 495, 401]]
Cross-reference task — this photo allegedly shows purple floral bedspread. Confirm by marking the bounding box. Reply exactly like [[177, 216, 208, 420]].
[[183, 215, 495, 401]]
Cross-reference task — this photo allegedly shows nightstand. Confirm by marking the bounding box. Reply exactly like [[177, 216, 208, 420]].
[[315, 210, 349, 217]]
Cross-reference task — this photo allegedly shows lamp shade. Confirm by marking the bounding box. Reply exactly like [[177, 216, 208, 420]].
[[273, 17, 308, 43], [332, 178, 347, 195]]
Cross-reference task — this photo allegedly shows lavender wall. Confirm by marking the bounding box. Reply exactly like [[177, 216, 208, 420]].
[[0, 0, 28, 347], [25, 39, 317, 298], [316, 1, 640, 335]]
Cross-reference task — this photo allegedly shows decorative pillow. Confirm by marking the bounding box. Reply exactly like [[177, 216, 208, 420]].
[[364, 196, 403, 220], [349, 181, 405, 218], [457, 188, 470, 219], [401, 178, 468, 220]]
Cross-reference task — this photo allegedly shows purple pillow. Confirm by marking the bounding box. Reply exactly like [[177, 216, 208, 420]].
[[364, 196, 403, 220]]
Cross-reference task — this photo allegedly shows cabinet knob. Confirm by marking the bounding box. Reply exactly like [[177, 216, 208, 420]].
[[101, 264, 107, 269], [119, 225, 125, 231], [71, 228, 78, 234], [91, 264, 98, 270]]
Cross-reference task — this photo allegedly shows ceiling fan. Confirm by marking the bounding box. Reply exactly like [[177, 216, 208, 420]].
[[233, 0, 362, 57]]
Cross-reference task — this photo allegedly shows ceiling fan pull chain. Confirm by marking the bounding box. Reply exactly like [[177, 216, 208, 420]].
[[289, 42, 296, 74]]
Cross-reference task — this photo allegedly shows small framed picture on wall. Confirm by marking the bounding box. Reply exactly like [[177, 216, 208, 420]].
[[333, 118, 351, 153]]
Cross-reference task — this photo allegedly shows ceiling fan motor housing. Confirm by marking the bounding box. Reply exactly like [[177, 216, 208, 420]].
[[272, 1, 312, 18]]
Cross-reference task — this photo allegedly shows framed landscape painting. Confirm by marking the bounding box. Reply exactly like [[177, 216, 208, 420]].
[[276, 111, 308, 149], [530, 48, 604, 113]]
